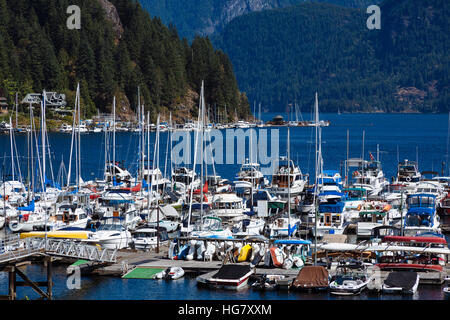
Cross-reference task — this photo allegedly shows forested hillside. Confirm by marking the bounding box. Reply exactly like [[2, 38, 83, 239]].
[[0, 0, 249, 121], [212, 0, 450, 112], [139, 0, 378, 39]]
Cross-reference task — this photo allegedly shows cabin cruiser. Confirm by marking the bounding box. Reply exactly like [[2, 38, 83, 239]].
[[350, 160, 389, 196], [141, 166, 170, 192], [356, 203, 391, 238], [104, 162, 133, 184], [131, 227, 169, 251], [401, 193, 441, 235], [209, 193, 248, 220], [59, 123, 72, 133], [86, 222, 132, 249], [396, 159, 422, 184], [311, 195, 347, 238], [187, 215, 233, 239], [141, 204, 180, 233], [231, 216, 265, 236], [234, 159, 268, 192], [269, 157, 307, 201], [51, 203, 90, 230], [414, 181, 445, 201], [95, 190, 142, 230], [268, 216, 301, 238], [171, 167, 201, 193]]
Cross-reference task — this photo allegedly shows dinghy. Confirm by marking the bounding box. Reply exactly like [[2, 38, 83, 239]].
[[251, 274, 285, 291], [155, 267, 185, 280]]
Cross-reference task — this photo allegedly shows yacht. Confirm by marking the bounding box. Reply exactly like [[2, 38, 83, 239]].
[[396, 159, 422, 184], [234, 159, 267, 192], [86, 222, 132, 249], [141, 166, 170, 192], [401, 193, 441, 235], [269, 157, 307, 201], [351, 160, 389, 196], [59, 123, 72, 133], [131, 227, 169, 250], [209, 193, 247, 220], [171, 167, 201, 193], [51, 203, 90, 230], [104, 162, 133, 184]]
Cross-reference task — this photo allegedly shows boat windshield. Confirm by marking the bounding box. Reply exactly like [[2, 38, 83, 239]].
[[97, 224, 125, 231]]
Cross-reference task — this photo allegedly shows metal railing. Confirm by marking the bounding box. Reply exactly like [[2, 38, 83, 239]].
[[0, 236, 117, 264]]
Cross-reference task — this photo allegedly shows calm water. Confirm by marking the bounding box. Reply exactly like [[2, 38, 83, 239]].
[[0, 113, 449, 300], [2, 264, 447, 300], [1, 113, 449, 183]]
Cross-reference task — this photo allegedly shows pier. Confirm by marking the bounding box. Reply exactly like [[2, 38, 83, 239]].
[[0, 235, 118, 299]]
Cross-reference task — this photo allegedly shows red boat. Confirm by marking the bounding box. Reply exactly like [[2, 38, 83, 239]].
[[374, 235, 449, 274]]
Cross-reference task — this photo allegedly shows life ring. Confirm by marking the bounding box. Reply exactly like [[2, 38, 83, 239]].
[[406, 176, 411, 182], [375, 204, 381, 211], [357, 204, 362, 211]]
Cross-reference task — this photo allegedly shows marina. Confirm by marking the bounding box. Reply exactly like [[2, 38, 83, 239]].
[[1, 100, 450, 300]]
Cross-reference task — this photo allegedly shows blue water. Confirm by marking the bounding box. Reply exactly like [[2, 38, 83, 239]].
[[3, 264, 447, 300], [0, 113, 449, 300], [1, 113, 449, 184]]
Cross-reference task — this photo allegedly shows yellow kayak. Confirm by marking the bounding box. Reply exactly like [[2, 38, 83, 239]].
[[238, 244, 252, 262], [20, 231, 90, 240]]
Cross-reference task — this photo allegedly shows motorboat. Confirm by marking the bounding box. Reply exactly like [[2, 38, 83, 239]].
[[209, 193, 247, 220], [350, 159, 389, 196], [188, 215, 233, 239], [329, 260, 370, 295], [171, 167, 200, 193], [382, 271, 420, 294], [51, 203, 90, 230], [251, 274, 285, 291], [234, 159, 267, 192], [131, 227, 169, 251], [396, 159, 422, 184], [196, 264, 254, 290], [269, 157, 307, 201], [402, 193, 441, 235], [155, 267, 185, 280], [86, 222, 132, 249], [59, 123, 72, 133], [292, 266, 329, 291]]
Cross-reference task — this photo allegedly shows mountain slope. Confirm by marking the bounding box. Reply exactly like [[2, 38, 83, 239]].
[[0, 0, 249, 121], [212, 0, 450, 112], [139, 0, 378, 39]]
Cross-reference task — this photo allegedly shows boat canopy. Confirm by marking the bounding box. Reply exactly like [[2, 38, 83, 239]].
[[383, 235, 447, 245], [384, 271, 419, 291], [274, 239, 311, 245], [292, 266, 329, 289]]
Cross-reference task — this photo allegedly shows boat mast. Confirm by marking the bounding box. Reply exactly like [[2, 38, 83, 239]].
[[313, 92, 320, 265], [200, 81, 205, 228], [9, 117, 14, 181], [287, 104, 291, 239], [67, 84, 78, 188], [113, 96, 116, 184]]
